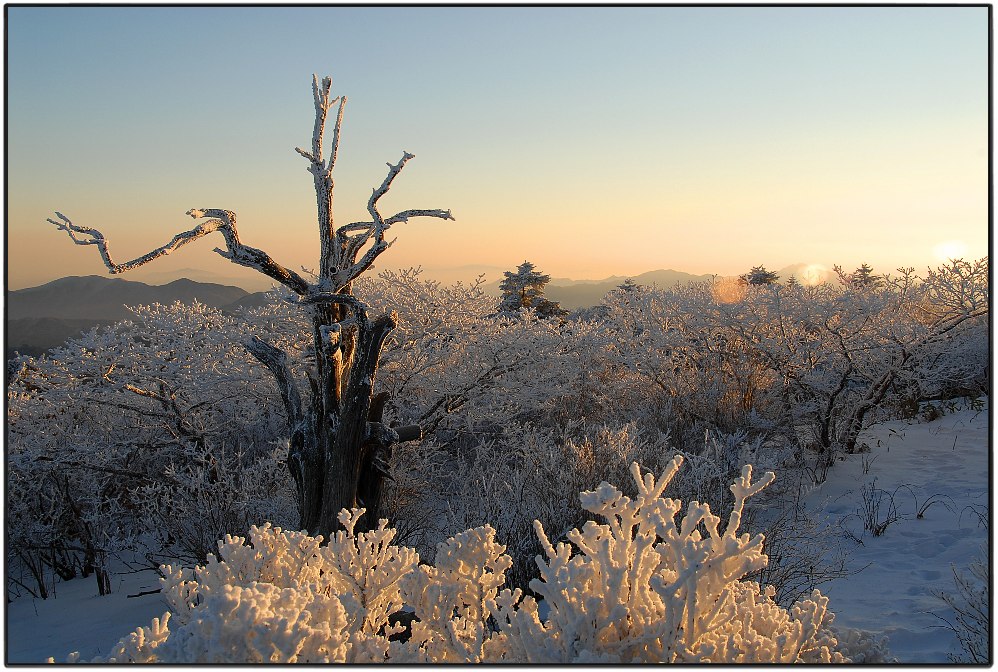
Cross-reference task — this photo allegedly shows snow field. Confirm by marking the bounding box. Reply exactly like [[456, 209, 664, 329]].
[[803, 399, 989, 662], [7, 565, 167, 663]]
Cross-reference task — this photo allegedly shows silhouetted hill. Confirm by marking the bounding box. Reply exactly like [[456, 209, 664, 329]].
[[220, 291, 278, 313], [6, 276, 250, 359], [7, 317, 115, 359], [8, 275, 249, 321]]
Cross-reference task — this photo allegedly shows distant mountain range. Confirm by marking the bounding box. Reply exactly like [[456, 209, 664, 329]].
[[483, 268, 717, 310], [6, 264, 830, 359], [6, 275, 266, 359]]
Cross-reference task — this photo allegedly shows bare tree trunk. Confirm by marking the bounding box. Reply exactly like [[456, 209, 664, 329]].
[[842, 368, 897, 453], [48, 74, 453, 538]]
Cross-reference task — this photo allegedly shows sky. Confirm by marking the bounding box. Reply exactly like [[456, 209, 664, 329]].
[[6, 6, 990, 291]]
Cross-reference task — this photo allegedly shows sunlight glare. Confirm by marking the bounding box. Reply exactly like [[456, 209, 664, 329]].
[[933, 239, 968, 262], [800, 263, 828, 286], [712, 276, 747, 304]]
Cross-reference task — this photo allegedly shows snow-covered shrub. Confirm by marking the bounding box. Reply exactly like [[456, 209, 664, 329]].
[[490, 459, 850, 663], [439, 421, 674, 591], [13, 258, 986, 620], [359, 268, 620, 437], [934, 547, 990, 663], [599, 260, 989, 462], [395, 526, 512, 662], [58, 458, 888, 663], [7, 299, 299, 588], [132, 440, 297, 565], [913, 258, 990, 401], [65, 511, 418, 663]]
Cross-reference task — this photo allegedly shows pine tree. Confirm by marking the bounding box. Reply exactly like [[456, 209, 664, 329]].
[[739, 265, 779, 286], [833, 263, 883, 289], [617, 278, 640, 293], [850, 263, 882, 288], [498, 261, 565, 318]]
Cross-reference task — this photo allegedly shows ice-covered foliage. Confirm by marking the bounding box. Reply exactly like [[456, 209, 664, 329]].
[[6, 300, 298, 595], [11, 260, 986, 608], [64, 510, 418, 663], [56, 459, 888, 664], [490, 459, 853, 663], [600, 259, 988, 460], [9, 255, 988, 607], [438, 422, 676, 590]]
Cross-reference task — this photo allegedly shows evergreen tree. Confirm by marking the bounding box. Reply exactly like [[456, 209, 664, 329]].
[[739, 265, 780, 286], [617, 278, 640, 293], [833, 263, 883, 289], [850, 263, 882, 288], [499, 261, 565, 318]]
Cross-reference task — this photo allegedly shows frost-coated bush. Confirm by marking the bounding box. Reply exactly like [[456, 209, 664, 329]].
[[58, 458, 889, 664], [934, 547, 990, 663], [7, 299, 298, 585], [440, 421, 674, 590], [11, 263, 986, 602]]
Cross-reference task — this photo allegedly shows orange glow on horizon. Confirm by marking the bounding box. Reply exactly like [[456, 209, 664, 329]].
[[800, 264, 830, 286], [712, 276, 747, 304]]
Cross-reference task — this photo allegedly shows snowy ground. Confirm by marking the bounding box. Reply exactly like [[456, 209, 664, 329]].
[[5, 399, 990, 664], [6, 564, 168, 663], [801, 398, 989, 663]]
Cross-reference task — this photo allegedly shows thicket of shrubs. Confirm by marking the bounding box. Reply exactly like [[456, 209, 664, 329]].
[[8, 258, 987, 661]]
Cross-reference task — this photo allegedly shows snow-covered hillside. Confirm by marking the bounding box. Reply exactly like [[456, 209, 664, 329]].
[[6, 399, 987, 664]]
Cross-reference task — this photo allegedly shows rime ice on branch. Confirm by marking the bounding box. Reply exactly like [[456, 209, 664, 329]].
[[58, 459, 891, 663], [47, 74, 455, 536]]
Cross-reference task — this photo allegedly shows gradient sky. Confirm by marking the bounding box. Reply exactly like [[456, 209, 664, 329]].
[[6, 6, 990, 290]]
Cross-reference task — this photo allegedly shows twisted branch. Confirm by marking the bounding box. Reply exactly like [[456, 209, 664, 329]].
[[46, 209, 310, 295], [47, 211, 220, 275], [246, 336, 305, 433]]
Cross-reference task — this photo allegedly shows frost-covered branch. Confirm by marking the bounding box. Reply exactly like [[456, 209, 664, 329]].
[[42, 72, 458, 539], [246, 336, 304, 433], [46, 209, 310, 295], [46, 211, 216, 275], [293, 74, 345, 179], [61, 460, 891, 664], [329, 154, 455, 291]]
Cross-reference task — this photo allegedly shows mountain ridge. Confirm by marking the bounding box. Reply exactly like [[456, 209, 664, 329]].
[[6, 275, 252, 359], [6, 265, 830, 357], [8, 275, 250, 321]]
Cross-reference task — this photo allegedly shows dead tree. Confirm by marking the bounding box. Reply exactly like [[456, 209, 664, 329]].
[[47, 75, 454, 537]]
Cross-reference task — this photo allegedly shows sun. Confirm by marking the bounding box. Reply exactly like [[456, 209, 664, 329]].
[[933, 239, 968, 262], [800, 263, 828, 286]]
